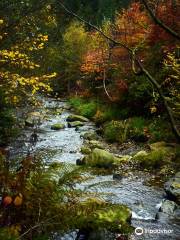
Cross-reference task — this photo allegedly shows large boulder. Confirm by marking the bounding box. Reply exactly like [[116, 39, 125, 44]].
[[68, 121, 84, 128], [164, 172, 180, 204], [160, 200, 178, 215], [156, 199, 179, 220], [25, 117, 35, 127], [66, 114, 89, 122], [51, 123, 65, 130], [84, 148, 121, 168], [25, 111, 42, 127]]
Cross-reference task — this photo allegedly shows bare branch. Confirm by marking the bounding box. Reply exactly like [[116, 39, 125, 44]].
[[103, 68, 113, 101]]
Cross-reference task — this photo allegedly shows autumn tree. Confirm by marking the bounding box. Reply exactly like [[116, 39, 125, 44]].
[[59, 21, 89, 94], [59, 0, 180, 140], [0, 1, 57, 144]]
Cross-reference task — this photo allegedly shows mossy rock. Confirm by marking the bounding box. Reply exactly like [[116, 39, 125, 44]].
[[54, 108, 63, 115], [133, 147, 176, 169], [79, 199, 132, 234], [25, 117, 35, 127], [149, 141, 167, 151], [84, 148, 121, 168], [164, 172, 180, 204], [81, 146, 91, 154], [94, 204, 132, 226], [66, 114, 89, 122], [133, 150, 148, 159], [68, 121, 84, 128], [81, 131, 99, 140], [160, 200, 178, 215], [62, 105, 72, 110], [51, 123, 65, 130], [89, 140, 104, 149], [115, 155, 132, 163], [25, 112, 42, 127]]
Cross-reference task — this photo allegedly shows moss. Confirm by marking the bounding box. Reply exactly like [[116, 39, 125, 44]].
[[51, 123, 65, 130], [67, 121, 84, 128], [66, 114, 89, 122], [84, 148, 121, 168], [79, 199, 132, 234], [81, 146, 91, 154], [134, 147, 176, 169], [81, 131, 98, 140]]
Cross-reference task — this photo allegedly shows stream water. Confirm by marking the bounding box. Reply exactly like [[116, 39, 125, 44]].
[[9, 98, 180, 240]]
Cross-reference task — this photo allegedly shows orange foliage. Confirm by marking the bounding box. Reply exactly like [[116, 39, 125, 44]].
[[81, 32, 109, 75], [3, 196, 13, 207], [148, 0, 180, 46], [114, 2, 150, 47]]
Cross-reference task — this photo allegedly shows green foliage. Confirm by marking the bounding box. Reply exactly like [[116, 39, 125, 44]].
[[79, 101, 97, 118], [127, 75, 153, 115], [69, 97, 130, 123], [0, 90, 16, 146], [148, 118, 175, 142], [69, 97, 97, 118], [0, 228, 18, 240], [130, 117, 145, 130], [103, 117, 147, 143], [62, 0, 131, 25], [0, 152, 132, 239], [104, 120, 130, 143], [129, 117, 146, 139], [58, 21, 89, 92], [69, 96, 83, 109], [94, 105, 129, 124]]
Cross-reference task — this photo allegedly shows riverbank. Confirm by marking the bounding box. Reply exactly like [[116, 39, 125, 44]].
[[2, 96, 178, 240]]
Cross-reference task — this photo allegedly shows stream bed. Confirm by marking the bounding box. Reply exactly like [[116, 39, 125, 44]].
[[9, 97, 180, 240]]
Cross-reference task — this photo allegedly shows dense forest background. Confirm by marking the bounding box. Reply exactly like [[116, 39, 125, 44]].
[[0, 0, 179, 239], [0, 0, 179, 144]]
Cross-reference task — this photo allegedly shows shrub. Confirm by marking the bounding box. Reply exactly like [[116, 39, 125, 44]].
[[104, 120, 130, 143], [69, 97, 97, 118], [148, 118, 175, 142], [94, 106, 127, 124], [79, 101, 97, 118], [69, 97, 83, 109], [128, 117, 147, 140]]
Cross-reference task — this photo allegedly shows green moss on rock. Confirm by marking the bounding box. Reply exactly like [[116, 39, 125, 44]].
[[51, 123, 65, 130], [68, 121, 84, 128], [133, 145, 176, 169], [81, 146, 91, 154], [67, 114, 89, 122], [78, 198, 132, 234], [84, 148, 121, 168]]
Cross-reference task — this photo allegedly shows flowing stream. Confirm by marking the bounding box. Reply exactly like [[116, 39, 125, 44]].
[[9, 97, 180, 240]]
